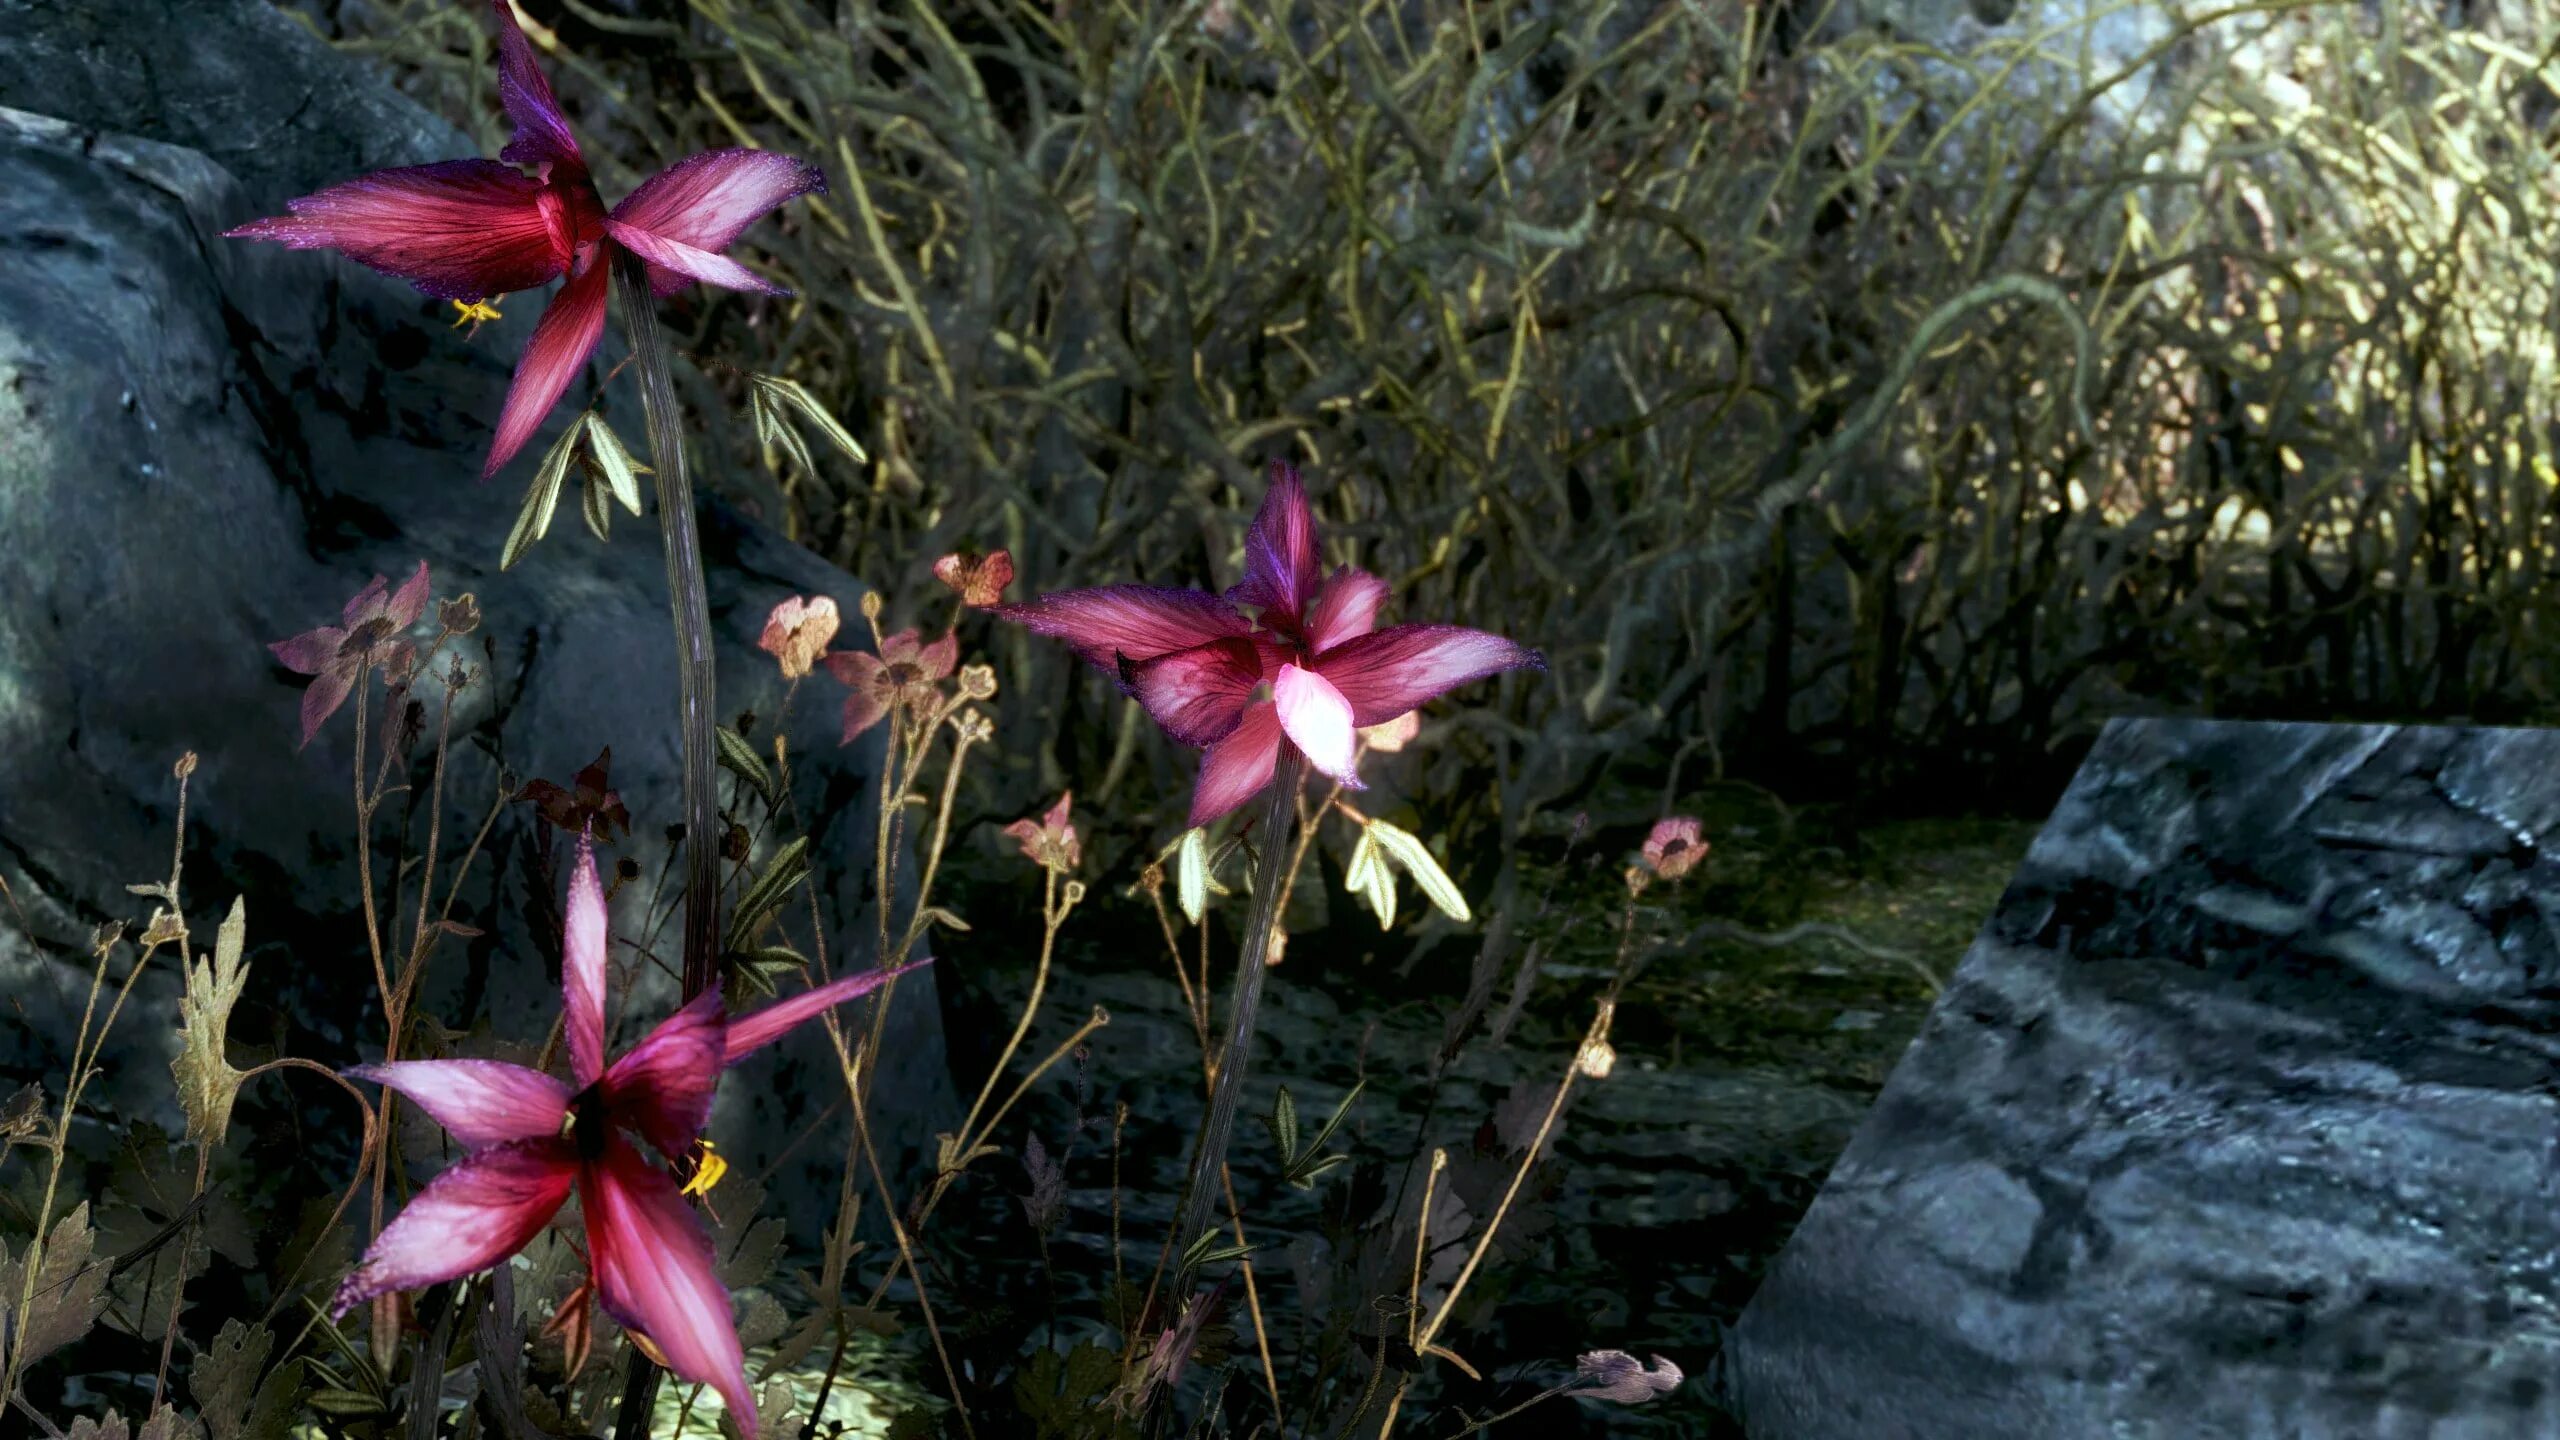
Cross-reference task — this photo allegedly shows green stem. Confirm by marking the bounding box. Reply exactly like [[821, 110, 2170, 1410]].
[[1171, 749, 1305, 1255], [613, 249, 721, 1002]]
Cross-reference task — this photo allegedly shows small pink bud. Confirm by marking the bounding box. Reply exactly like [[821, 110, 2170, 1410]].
[[1641, 817, 1707, 881], [933, 549, 1015, 607], [1574, 1349, 1683, 1404], [758, 595, 841, 679]]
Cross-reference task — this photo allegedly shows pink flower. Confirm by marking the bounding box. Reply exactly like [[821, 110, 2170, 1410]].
[[756, 594, 840, 679], [269, 561, 433, 748], [1642, 817, 1707, 881], [995, 462, 1541, 826], [225, 1, 824, 478], [337, 837, 916, 1437], [822, 629, 958, 742], [1003, 793, 1081, 873], [932, 549, 1015, 608]]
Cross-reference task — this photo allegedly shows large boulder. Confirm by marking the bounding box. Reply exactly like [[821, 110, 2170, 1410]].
[[1729, 718, 2560, 1437], [0, 0, 954, 1245]]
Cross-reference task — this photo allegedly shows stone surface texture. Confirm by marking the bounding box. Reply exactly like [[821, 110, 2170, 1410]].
[[1731, 718, 2560, 1438]]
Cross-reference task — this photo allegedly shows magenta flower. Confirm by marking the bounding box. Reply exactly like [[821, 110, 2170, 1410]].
[[996, 463, 1542, 826], [1002, 792, 1081, 873], [269, 561, 432, 748], [823, 628, 958, 741], [225, 1, 824, 477], [336, 838, 914, 1436]]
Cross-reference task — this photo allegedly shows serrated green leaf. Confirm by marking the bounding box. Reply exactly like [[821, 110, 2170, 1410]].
[[2, 1202, 110, 1366], [1368, 821, 1471, 923], [500, 420, 582, 570], [581, 413, 648, 515], [714, 726, 777, 805], [171, 898, 250, 1147], [193, 1319, 304, 1440], [763, 375, 869, 464]]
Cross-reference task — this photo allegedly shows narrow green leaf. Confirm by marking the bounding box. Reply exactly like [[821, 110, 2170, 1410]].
[[723, 836, 812, 951], [715, 725, 778, 805], [1289, 1153, 1351, 1189], [1177, 1228, 1254, 1275], [1369, 821, 1471, 923], [578, 463, 612, 542], [581, 413, 648, 515], [765, 375, 870, 463], [500, 421, 582, 570], [1343, 829, 1376, 891], [1300, 1079, 1365, 1161], [1269, 1086, 1300, 1167], [1176, 827, 1211, 925]]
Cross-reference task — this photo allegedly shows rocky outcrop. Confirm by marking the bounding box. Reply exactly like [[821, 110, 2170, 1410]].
[[0, 0, 953, 1245], [1730, 718, 2560, 1438]]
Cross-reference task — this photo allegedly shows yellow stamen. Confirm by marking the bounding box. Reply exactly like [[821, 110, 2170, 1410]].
[[449, 298, 504, 331], [680, 1140, 728, 1198]]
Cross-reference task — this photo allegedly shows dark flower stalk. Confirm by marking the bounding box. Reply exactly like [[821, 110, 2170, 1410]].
[[1171, 748, 1303, 1255], [612, 248, 720, 998]]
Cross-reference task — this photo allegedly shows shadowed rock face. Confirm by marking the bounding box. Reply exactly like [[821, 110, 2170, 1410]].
[[1730, 718, 2560, 1438], [0, 0, 953, 1246]]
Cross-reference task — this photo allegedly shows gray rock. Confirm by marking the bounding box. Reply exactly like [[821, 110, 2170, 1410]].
[[1729, 718, 2560, 1439], [0, 0, 954, 1247]]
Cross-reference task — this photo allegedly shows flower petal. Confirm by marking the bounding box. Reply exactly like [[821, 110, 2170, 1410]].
[[563, 834, 611, 1088], [331, 1136, 576, 1317], [269, 625, 346, 677], [384, 561, 434, 630], [722, 961, 923, 1066], [918, 631, 959, 681], [1311, 624, 1544, 727], [1228, 461, 1322, 631], [839, 687, 891, 743], [489, 0, 588, 179], [611, 148, 826, 260], [991, 585, 1246, 673], [485, 252, 611, 477], [1305, 567, 1390, 655], [604, 219, 786, 295], [347, 1060, 572, 1148], [599, 991, 723, 1162], [1189, 701, 1284, 829], [226, 159, 567, 302], [338, 574, 393, 628], [296, 663, 360, 750], [583, 1139, 757, 1436], [1273, 663, 1363, 787], [1123, 637, 1263, 747]]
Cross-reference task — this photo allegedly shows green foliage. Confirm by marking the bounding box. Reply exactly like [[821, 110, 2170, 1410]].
[[1, 1203, 109, 1370], [169, 899, 250, 1149]]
